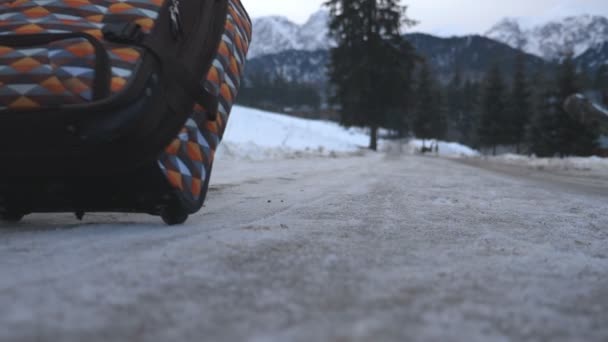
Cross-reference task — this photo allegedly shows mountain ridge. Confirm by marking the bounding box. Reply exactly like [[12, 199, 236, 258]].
[[249, 11, 331, 58], [245, 33, 550, 89], [250, 11, 608, 62], [486, 15, 608, 61]]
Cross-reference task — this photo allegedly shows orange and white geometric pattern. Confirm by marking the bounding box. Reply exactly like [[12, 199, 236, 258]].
[[0, 0, 166, 109], [158, 0, 251, 206], [0, 38, 98, 109]]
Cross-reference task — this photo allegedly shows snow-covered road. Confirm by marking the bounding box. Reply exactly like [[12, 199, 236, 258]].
[[1, 153, 607, 341]]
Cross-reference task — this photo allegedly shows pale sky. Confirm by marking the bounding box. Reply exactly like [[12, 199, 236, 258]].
[[245, 0, 608, 36]]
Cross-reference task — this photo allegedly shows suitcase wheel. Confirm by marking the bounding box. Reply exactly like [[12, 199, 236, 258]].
[[0, 211, 25, 223], [160, 205, 189, 226]]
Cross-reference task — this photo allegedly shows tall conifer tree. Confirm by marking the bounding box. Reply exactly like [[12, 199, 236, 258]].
[[446, 69, 464, 142], [557, 55, 599, 156], [527, 73, 561, 157], [461, 80, 481, 147], [325, 0, 417, 150], [478, 65, 507, 155], [507, 53, 532, 153], [413, 61, 445, 146], [595, 64, 608, 106]]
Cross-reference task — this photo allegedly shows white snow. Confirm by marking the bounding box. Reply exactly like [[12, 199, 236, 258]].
[[251, 12, 608, 61], [218, 106, 479, 160], [471, 153, 608, 177], [406, 139, 480, 157], [220, 106, 606, 178], [218, 106, 369, 160], [219, 106, 480, 160], [249, 11, 332, 59], [486, 15, 608, 61], [0, 113, 606, 341], [2, 151, 607, 341], [249, 16, 301, 58]]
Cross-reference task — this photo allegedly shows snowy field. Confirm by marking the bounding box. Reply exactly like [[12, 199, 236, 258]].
[[217, 106, 369, 160], [0, 106, 607, 341], [221, 106, 607, 177], [219, 106, 479, 160]]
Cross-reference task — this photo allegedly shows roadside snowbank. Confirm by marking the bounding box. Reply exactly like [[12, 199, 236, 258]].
[[406, 139, 480, 157], [219, 106, 607, 174], [485, 153, 608, 174], [219, 106, 479, 160], [218, 106, 368, 160]]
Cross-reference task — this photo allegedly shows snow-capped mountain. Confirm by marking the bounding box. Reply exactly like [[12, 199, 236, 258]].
[[251, 12, 608, 63], [249, 11, 331, 58], [298, 10, 331, 51], [246, 11, 608, 89], [405, 33, 547, 82], [486, 15, 608, 61]]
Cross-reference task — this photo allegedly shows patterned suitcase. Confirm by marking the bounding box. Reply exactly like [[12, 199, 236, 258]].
[[0, 0, 252, 225]]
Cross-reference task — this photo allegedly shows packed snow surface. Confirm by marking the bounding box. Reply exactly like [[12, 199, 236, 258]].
[[0, 109, 607, 341], [1, 153, 607, 341]]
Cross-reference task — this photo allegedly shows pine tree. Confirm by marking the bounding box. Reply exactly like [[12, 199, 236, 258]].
[[413, 61, 445, 147], [595, 64, 608, 106], [557, 55, 598, 156], [325, 0, 417, 150], [478, 64, 507, 155], [445, 69, 464, 142], [506, 52, 532, 153], [237, 73, 321, 113], [461, 80, 481, 147], [527, 73, 561, 157]]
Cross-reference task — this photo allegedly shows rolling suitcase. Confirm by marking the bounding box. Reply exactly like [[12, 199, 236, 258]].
[[0, 0, 252, 225]]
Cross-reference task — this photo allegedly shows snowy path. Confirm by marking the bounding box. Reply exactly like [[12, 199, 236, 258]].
[[0, 153, 607, 342], [455, 157, 608, 197]]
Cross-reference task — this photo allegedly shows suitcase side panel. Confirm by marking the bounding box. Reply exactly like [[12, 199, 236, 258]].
[[0, 0, 228, 181], [0, 37, 100, 108], [158, 0, 251, 212], [0, 0, 167, 110]]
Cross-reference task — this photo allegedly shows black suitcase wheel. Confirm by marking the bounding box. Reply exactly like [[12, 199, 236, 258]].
[[160, 205, 188, 226], [1, 211, 25, 223]]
